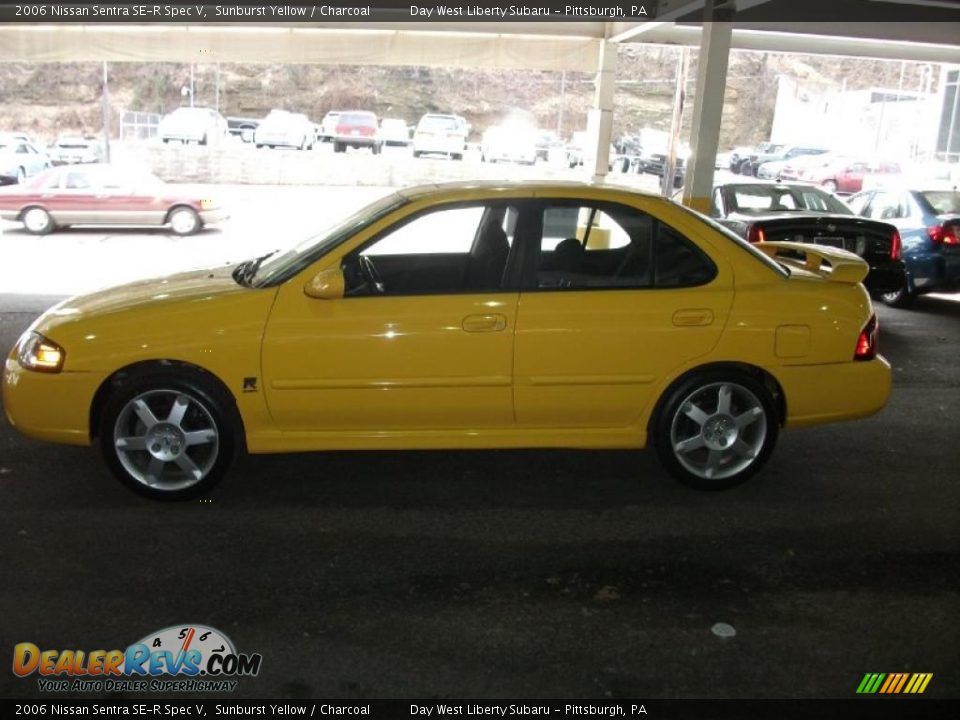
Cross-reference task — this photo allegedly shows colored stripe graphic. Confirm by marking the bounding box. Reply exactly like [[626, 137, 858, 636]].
[[858, 673, 932, 694]]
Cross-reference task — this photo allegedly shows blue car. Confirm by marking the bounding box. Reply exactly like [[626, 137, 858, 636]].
[[847, 187, 960, 307]]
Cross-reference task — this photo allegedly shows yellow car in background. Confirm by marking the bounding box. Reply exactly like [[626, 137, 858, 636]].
[[3, 182, 891, 499]]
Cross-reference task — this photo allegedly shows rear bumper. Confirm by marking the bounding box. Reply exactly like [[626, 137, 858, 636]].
[[864, 260, 907, 294], [776, 356, 892, 428], [335, 136, 379, 148]]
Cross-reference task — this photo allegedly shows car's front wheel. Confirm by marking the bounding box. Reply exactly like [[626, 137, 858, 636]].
[[653, 371, 778, 491], [22, 206, 54, 235], [99, 372, 239, 500], [168, 206, 201, 236]]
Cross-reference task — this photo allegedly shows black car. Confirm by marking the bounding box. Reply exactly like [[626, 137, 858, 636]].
[[710, 182, 906, 295]]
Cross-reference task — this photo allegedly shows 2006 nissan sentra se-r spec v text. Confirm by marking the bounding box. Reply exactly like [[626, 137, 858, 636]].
[[3, 181, 892, 500]]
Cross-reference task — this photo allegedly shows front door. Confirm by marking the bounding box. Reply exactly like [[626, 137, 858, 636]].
[[261, 201, 522, 432]]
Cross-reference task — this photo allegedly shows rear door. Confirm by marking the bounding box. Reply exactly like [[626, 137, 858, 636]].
[[512, 199, 734, 429]]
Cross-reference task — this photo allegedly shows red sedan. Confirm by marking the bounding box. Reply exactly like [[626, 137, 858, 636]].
[[781, 157, 901, 194], [0, 164, 228, 235]]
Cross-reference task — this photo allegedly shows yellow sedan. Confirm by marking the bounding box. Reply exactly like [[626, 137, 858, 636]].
[[3, 182, 891, 499]]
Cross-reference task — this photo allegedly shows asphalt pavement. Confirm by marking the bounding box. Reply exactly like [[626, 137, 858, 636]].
[[0, 293, 958, 700]]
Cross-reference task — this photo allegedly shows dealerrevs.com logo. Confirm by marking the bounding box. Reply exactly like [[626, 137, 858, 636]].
[[13, 624, 262, 693]]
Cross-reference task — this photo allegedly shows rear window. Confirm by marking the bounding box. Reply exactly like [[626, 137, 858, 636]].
[[726, 184, 852, 215], [419, 116, 459, 131], [920, 191, 960, 215], [339, 113, 376, 127]]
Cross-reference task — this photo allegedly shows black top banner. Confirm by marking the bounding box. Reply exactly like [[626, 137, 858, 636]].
[[1, 0, 960, 23], [2, 699, 960, 719]]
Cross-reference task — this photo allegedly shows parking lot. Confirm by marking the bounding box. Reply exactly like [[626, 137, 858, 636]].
[[1, 279, 958, 698]]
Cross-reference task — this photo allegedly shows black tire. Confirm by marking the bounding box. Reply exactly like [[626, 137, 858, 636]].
[[334, 142, 345, 153], [882, 285, 916, 309], [21, 206, 54, 235], [98, 369, 241, 500], [168, 206, 201, 236], [372, 144, 382, 156], [822, 179, 838, 194], [452, 153, 463, 161], [652, 369, 779, 491], [199, 134, 208, 146], [412, 150, 421, 158]]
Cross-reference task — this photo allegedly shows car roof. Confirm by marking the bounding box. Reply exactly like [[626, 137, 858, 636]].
[[396, 180, 660, 201]]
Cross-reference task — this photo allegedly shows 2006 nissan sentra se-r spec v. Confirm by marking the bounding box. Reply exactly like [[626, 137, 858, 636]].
[[3, 181, 891, 500]]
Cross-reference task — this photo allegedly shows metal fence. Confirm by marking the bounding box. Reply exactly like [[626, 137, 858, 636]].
[[120, 110, 160, 141]]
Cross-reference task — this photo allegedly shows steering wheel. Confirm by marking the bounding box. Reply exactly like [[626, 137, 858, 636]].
[[358, 255, 385, 294]]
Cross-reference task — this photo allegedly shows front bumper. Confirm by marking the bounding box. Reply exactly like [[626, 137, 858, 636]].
[[199, 208, 230, 225], [3, 357, 105, 446]]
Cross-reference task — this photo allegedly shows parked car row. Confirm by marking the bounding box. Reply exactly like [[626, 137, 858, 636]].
[[706, 179, 960, 309]]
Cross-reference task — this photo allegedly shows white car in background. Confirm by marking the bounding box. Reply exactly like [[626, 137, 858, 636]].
[[380, 118, 411, 146], [254, 109, 315, 150], [318, 111, 341, 142], [412, 114, 469, 160], [0, 134, 51, 184], [481, 125, 538, 165], [158, 107, 228, 145]]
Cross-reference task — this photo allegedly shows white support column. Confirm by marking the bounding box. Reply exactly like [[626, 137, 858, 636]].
[[682, 14, 733, 213], [587, 39, 617, 183]]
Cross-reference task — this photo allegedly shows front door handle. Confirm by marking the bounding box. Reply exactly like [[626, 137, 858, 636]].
[[462, 313, 507, 333], [672, 309, 714, 327]]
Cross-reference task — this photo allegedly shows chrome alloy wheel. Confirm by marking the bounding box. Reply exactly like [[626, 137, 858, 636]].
[[113, 389, 219, 492], [669, 382, 767, 481]]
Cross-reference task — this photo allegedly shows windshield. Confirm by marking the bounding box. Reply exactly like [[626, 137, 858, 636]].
[[920, 191, 960, 215], [252, 192, 408, 287], [673, 203, 789, 278], [726, 184, 852, 215]]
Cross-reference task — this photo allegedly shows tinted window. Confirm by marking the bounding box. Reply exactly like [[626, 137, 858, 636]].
[[536, 203, 715, 290]]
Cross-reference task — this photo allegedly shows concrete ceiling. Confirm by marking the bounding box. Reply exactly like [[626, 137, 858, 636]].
[[1, 0, 958, 69]]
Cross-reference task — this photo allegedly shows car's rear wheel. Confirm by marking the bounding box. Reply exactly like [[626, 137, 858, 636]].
[[334, 142, 345, 153], [22, 206, 54, 235], [413, 150, 422, 158], [654, 371, 778, 491], [822, 179, 838, 193], [168, 206, 201, 236], [882, 285, 916, 308], [99, 372, 239, 500]]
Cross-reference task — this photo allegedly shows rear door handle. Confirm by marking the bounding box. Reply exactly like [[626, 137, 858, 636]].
[[672, 309, 714, 327], [462, 313, 507, 333]]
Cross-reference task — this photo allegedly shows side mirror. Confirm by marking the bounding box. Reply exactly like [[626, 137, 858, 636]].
[[303, 267, 344, 300]]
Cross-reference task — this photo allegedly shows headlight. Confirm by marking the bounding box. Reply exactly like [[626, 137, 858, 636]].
[[16, 331, 65, 373]]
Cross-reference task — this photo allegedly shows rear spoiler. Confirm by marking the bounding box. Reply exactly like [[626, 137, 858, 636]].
[[756, 241, 869, 284]]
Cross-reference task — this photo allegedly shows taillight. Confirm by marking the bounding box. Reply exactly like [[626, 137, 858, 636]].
[[927, 224, 959, 245], [890, 229, 902, 260], [855, 315, 878, 361], [747, 225, 766, 244]]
